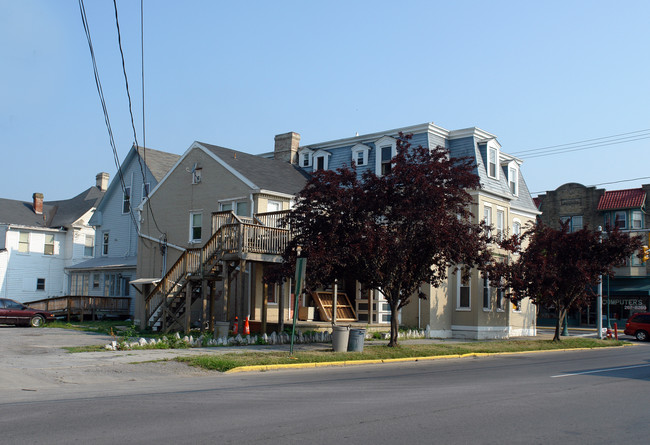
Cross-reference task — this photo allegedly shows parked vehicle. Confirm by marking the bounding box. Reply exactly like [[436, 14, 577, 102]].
[[624, 312, 650, 341], [0, 298, 55, 327]]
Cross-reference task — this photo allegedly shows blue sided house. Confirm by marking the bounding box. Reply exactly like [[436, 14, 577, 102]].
[[66, 145, 179, 317]]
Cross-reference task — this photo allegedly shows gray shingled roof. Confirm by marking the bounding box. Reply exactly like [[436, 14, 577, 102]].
[[66, 256, 137, 271], [198, 142, 309, 195], [0, 186, 104, 229], [136, 146, 180, 182]]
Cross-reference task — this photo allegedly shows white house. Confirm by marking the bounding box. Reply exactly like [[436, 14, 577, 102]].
[[0, 175, 106, 303]]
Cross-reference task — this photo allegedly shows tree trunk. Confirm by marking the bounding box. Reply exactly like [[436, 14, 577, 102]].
[[388, 301, 399, 347], [553, 308, 566, 342]]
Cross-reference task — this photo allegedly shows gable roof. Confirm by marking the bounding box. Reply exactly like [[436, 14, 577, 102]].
[[197, 142, 309, 195], [93, 145, 180, 218], [597, 188, 646, 210], [0, 186, 105, 229], [136, 146, 181, 182]]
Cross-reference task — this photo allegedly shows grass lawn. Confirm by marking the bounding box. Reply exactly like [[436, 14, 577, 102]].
[[176, 338, 630, 372]]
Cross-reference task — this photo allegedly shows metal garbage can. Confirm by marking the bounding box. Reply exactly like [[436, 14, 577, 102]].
[[332, 325, 350, 352], [347, 329, 366, 352], [214, 321, 230, 339]]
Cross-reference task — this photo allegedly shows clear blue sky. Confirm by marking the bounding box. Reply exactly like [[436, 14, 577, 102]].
[[2, 0, 649, 201]]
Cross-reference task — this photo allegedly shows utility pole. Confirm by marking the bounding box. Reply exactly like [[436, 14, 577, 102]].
[[597, 226, 603, 340]]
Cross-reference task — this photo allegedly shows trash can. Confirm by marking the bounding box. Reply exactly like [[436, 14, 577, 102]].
[[347, 329, 366, 352], [214, 321, 230, 339], [332, 325, 350, 352]]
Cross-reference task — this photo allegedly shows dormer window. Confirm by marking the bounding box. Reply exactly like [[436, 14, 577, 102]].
[[488, 147, 498, 179], [374, 136, 397, 176], [312, 150, 331, 171], [507, 162, 519, 196], [351, 144, 370, 167], [298, 149, 313, 168]]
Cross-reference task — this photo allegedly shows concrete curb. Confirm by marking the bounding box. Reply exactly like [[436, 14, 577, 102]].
[[224, 344, 635, 373]]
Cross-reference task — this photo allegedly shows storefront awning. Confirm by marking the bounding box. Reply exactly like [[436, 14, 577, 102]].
[[605, 277, 650, 297]]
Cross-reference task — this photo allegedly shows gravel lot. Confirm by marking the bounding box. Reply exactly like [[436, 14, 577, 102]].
[[0, 326, 220, 393], [0, 326, 338, 396]]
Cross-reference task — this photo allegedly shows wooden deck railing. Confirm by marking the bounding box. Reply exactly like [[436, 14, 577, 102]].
[[254, 210, 291, 228], [25, 295, 131, 321], [145, 210, 291, 327]]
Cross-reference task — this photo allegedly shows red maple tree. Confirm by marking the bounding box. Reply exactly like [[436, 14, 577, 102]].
[[281, 134, 491, 346], [487, 222, 642, 341]]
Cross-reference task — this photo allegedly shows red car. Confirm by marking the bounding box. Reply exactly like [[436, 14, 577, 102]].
[[624, 312, 650, 341], [0, 298, 55, 327]]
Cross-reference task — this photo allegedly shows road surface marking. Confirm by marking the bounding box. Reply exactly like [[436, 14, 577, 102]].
[[551, 363, 650, 378]]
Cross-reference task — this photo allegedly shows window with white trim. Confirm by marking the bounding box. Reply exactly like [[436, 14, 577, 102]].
[[614, 211, 627, 229], [380, 146, 393, 175], [190, 212, 202, 242], [484, 206, 492, 236], [18, 232, 29, 253], [488, 147, 498, 179], [220, 202, 232, 212], [496, 209, 504, 241], [122, 186, 131, 214], [267, 200, 281, 212], [44, 234, 55, 255], [483, 274, 491, 310], [457, 271, 471, 310], [513, 220, 522, 236], [313, 151, 330, 171], [102, 232, 109, 256], [84, 234, 94, 257], [299, 149, 312, 168], [374, 136, 397, 176], [36, 278, 45, 291], [351, 144, 370, 167], [632, 210, 643, 229], [508, 165, 518, 196]]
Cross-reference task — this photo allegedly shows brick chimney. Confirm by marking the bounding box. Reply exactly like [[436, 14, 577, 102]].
[[33, 193, 43, 215], [274, 132, 301, 164], [96, 172, 110, 191]]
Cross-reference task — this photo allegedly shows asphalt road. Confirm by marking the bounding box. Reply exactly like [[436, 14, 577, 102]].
[[1, 328, 648, 444]]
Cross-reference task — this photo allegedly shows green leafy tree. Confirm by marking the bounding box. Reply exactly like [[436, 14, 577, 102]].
[[280, 134, 491, 347], [487, 222, 642, 341]]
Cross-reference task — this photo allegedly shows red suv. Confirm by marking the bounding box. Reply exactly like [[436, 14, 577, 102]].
[[624, 312, 650, 341], [0, 298, 55, 327]]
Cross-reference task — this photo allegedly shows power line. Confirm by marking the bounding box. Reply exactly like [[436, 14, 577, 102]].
[[78, 0, 140, 234], [531, 176, 650, 195], [513, 128, 650, 156], [518, 134, 650, 160], [111, 0, 165, 237]]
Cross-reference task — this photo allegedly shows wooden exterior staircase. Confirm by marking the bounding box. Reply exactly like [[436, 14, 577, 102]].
[[144, 210, 290, 332]]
